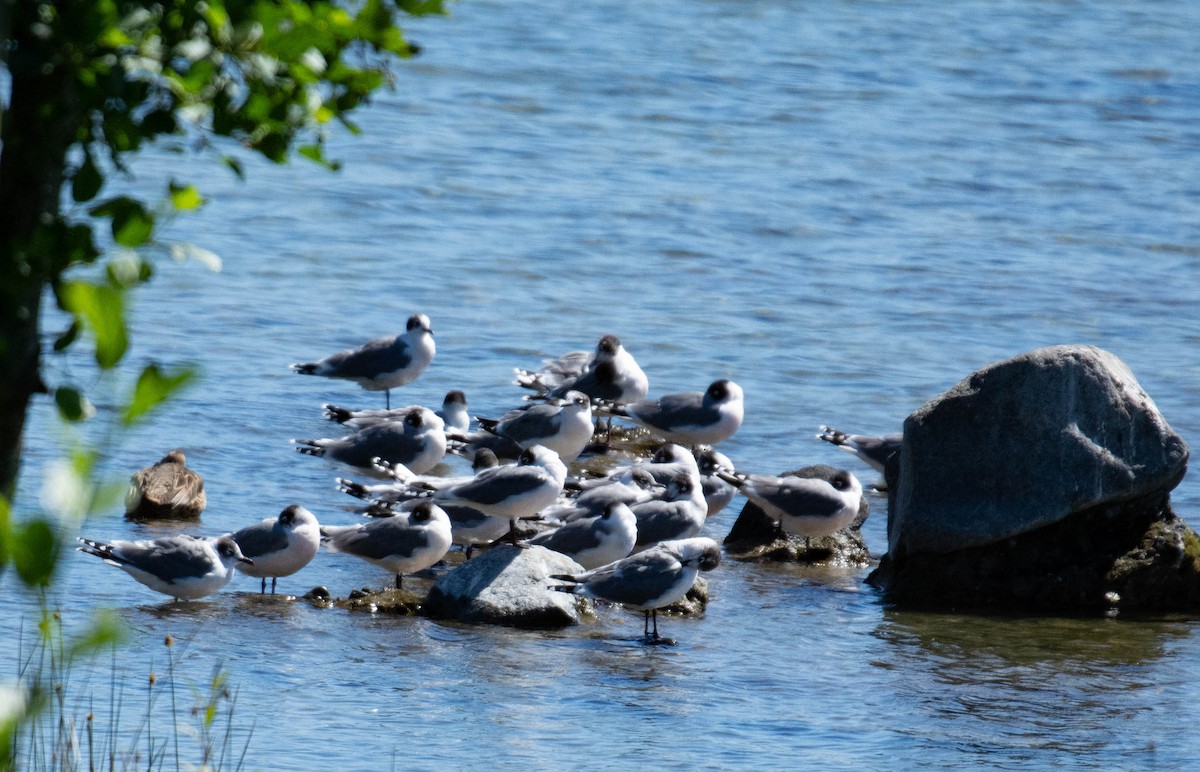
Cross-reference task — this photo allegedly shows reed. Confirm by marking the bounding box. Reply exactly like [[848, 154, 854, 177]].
[[6, 607, 252, 770]]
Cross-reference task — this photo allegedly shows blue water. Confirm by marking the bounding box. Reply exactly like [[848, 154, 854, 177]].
[[6, 0, 1200, 768]]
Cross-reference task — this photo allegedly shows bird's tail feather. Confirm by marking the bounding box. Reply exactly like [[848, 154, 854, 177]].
[[291, 439, 325, 457], [323, 404, 355, 423]]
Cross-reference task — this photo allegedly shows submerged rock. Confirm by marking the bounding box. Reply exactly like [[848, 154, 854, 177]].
[[335, 587, 426, 615], [869, 344, 1196, 612], [723, 464, 871, 567], [424, 545, 589, 628]]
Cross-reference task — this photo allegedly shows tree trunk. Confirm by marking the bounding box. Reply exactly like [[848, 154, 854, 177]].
[[0, 8, 78, 500]]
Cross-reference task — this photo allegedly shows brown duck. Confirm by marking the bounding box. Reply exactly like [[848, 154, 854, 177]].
[[124, 450, 206, 520]]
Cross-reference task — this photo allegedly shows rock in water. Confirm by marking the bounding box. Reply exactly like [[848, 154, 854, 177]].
[[870, 344, 1196, 612], [424, 545, 588, 628]]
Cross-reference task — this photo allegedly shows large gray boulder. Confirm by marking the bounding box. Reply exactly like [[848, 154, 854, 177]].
[[424, 545, 589, 628], [889, 345, 1187, 557], [870, 345, 1196, 612]]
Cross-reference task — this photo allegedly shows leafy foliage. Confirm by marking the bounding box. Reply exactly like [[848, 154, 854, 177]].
[[0, 4, 445, 762], [0, 0, 445, 496]]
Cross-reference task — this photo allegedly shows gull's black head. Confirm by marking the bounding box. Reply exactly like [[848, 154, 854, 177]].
[[407, 313, 432, 334], [698, 543, 721, 571], [217, 536, 253, 565], [706, 380, 732, 401], [596, 334, 621, 355], [279, 504, 303, 525]]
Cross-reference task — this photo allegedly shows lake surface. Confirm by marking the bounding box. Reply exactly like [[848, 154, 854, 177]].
[[7, 0, 1200, 768]]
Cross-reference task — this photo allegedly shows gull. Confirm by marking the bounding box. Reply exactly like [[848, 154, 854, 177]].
[[607, 380, 744, 447], [629, 473, 708, 551], [442, 503, 511, 559], [293, 407, 446, 477], [435, 390, 471, 433], [290, 313, 435, 408], [551, 537, 721, 643], [817, 425, 902, 474], [347, 448, 502, 501], [398, 445, 568, 544], [530, 333, 652, 405], [546, 468, 662, 524], [366, 494, 508, 561], [77, 534, 252, 602], [323, 391, 470, 433], [696, 447, 737, 517], [574, 443, 700, 492], [718, 468, 863, 547], [124, 450, 206, 520], [232, 504, 321, 594], [526, 502, 638, 569], [474, 391, 594, 462], [320, 501, 452, 589]]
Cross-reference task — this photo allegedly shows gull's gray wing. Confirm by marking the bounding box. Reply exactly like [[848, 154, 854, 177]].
[[496, 404, 561, 444], [583, 550, 680, 606], [327, 520, 430, 561], [118, 537, 218, 582], [749, 477, 845, 517], [529, 518, 603, 554], [628, 391, 708, 430], [329, 423, 421, 468], [440, 466, 549, 507], [323, 335, 410, 378], [232, 520, 289, 559]]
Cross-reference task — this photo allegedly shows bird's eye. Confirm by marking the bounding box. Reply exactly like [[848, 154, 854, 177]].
[[406, 411, 423, 427]]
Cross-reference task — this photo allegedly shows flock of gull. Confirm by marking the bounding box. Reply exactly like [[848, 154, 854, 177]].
[[78, 314, 891, 642]]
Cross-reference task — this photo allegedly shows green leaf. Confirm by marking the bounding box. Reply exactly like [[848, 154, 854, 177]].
[[71, 152, 104, 202], [54, 387, 90, 422], [67, 611, 128, 661], [12, 519, 59, 587], [168, 181, 205, 211], [90, 196, 156, 248], [60, 281, 128, 369], [221, 155, 245, 180], [53, 321, 80, 352], [298, 144, 341, 171], [122, 363, 198, 425]]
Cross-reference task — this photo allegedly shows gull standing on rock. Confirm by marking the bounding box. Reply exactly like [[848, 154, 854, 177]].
[[516, 334, 649, 405], [629, 473, 709, 551], [292, 407, 446, 477], [696, 447, 737, 517], [552, 537, 721, 644], [607, 380, 744, 448], [399, 445, 568, 544], [320, 501, 452, 589], [77, 534, 252, 602], [526, 502, 639, 569], [232, 504, 321, 594], [290, 313, 435, 409], [718, 468, 863, 547], [474, 391, 595, 463], [124, 450, 206, 520]]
